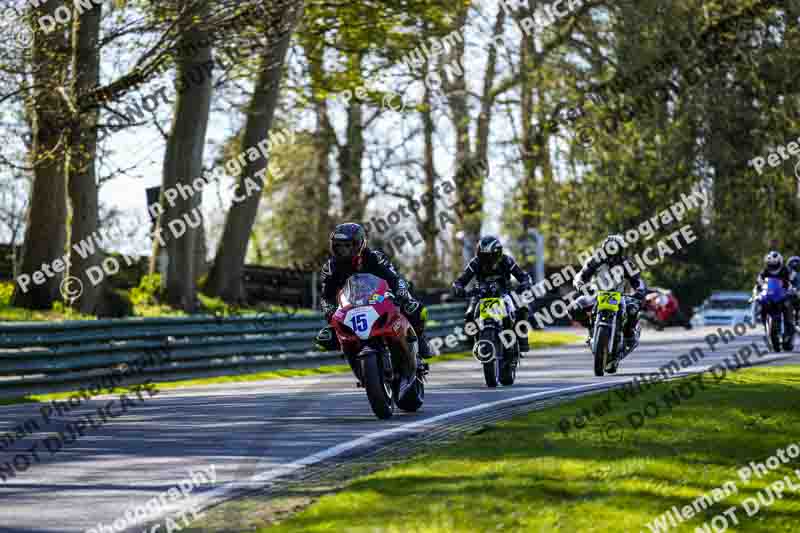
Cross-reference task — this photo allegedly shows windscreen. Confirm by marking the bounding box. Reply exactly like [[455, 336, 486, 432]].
[[764, 278, 785, 297], [339, 274, 383, 307]]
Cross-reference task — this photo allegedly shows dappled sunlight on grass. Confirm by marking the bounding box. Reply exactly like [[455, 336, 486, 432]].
[[261, 365, 800, 533]]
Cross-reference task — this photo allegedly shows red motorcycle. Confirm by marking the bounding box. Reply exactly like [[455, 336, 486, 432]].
[[330, 273, 427, 419], [642, 288, 692, 330]]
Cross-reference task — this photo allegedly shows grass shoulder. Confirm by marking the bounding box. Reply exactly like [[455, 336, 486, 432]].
[[249, 364, 800, 533]]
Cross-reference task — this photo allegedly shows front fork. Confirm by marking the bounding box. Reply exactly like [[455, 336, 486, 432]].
[[591, 306, 626, 358], [351, 342, 395, 387]]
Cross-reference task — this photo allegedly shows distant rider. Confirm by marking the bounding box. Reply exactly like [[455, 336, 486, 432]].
[[451, 236, 533, 354], [754, 251, 796, 342], [571, 234, 647, 352], [315, 223, 434, 364]]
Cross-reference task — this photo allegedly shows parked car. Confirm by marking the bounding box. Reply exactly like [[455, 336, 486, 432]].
[[690, 291, 754, 327]]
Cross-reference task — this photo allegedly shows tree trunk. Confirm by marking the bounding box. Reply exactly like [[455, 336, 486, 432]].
[[204, 0, 301, 302], [154, 0, 214, 312], [439, 9, 472, 270], [418, 77, 439, 286], [11, 1, 69, 309], [67, 2, 103, 314], [442, 8, 502, 269], [337, 83, 365, 222]]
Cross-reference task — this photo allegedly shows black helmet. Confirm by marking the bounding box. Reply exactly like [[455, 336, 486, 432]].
[[330, 223, 367, 271], [601, 234, 625, 258], [477, 235, 503, 270]]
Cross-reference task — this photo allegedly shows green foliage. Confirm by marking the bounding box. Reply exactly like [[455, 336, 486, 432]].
[[503, 0, 798, 302], [0, 282, 94, 322], [0, 282, 12, 306], [130, 273, 163, 306], [249, 131, 330, 267]]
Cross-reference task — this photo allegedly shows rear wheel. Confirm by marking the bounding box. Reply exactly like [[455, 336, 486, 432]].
[[360, 353, 394, 419], [594, 325, 610, 377], [499, 359, 516, 385]]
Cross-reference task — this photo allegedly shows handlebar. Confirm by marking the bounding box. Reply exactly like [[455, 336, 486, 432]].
[[463, 282, 530, 299]]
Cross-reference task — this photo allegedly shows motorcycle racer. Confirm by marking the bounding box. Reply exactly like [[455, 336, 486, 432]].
[[572, 234, 647, 352], [754, 251, 796, 343], [451, 236, 533, 353], [315, 223, 434, 367]]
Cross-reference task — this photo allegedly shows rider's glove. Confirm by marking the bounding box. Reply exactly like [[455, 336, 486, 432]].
[[573, 277, 585, 291], [322, 303, 336, 323], [396, 286, 410, 302], [452, 284, 466, 298]]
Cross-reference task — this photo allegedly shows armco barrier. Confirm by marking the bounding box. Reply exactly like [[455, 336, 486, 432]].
[[0, 303, 468, 397]]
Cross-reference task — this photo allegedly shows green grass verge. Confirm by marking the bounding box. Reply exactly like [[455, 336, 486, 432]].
[[8, 331, 580, 405], [259, 364, 800, 533]]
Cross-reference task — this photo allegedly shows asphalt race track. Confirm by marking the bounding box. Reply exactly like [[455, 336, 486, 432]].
[[1, 327, 798, 533]]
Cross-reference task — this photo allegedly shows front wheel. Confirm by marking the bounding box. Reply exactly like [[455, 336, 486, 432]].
[[593, 324, 610, 377], [483, 360, 499, 388], [478, 329, 500, 388], [767, 315, 781, 352], [360, 353, 394, 419]]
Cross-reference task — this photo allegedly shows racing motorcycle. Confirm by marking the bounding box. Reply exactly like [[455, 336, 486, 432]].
[[586, 269, 641, 376], [465, 281, 521, 387], [752, 278, 795, 352], [329, 273, 427, 419]]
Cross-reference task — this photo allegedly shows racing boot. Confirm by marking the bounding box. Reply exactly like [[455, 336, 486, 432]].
[[516, 331, 530, 357], [623, 322, 641, 357], [782, 334, 794, 351]]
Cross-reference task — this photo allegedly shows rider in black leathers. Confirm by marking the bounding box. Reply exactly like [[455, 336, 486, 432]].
[[315, 223, 433, 359], [572, 234, 647, 351], [451, 236, 533, 353]]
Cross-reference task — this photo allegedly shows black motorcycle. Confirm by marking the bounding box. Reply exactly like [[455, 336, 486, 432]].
[[464, 281, 522, 387]]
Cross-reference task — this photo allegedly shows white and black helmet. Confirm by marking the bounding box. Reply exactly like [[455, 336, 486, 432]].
[[787, 256, 800, 271], [477, 235, 503, 269], [765, 250, 783, 272], [602, 234, 626, 257]]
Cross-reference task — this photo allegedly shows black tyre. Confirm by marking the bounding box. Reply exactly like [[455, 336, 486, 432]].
[[478, 329, 499, 388], [482, 361, 498, 387], [499, 360, 516, 386], [768, 316, 781, 352], [397, 378, 424, 412], [360, 353, 394, 419], [594, 325, 610, 377]]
